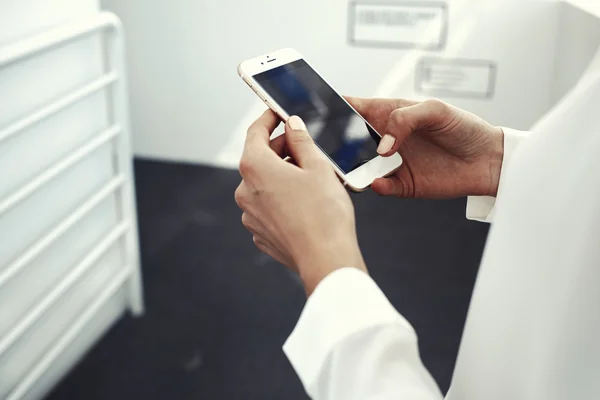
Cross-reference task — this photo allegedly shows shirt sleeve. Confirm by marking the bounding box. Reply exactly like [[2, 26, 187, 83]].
[[283, 267, 443, 400], [466, 127, 530, 223]]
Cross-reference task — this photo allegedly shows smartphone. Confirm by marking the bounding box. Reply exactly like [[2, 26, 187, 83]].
[[237, 48, 403, 192]]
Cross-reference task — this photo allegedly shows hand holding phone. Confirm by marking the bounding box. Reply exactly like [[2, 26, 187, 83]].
[[237, 48, 403, 192], [235, 110, 367, 295], [345, 97, 505, 199]]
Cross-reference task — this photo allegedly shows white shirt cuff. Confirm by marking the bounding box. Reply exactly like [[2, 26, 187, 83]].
[[466, 127, 529, 223], [283, 267, 416, 392]]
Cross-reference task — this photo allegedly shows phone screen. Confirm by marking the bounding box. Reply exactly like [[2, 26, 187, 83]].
[[253, 60, 380, 174]]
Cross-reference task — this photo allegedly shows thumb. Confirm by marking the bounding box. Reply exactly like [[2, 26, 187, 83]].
[[377, 100, 446, 157], [285, 116, 324, 169]]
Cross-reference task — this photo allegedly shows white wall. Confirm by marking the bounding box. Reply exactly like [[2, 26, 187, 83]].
[[102, 0, 562, 168], [0, 0, 99, 45], [552, 1, 600, 103]]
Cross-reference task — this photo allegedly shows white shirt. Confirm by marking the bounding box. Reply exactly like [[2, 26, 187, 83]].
[[282, 51, 600, 399]]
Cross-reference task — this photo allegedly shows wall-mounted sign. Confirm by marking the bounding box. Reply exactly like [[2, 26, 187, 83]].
[[415, 58, 497, 99], [348, 1, 448, 50]]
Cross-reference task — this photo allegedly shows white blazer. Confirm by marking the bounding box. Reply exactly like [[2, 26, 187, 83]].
[[282, 50, 600, 399]]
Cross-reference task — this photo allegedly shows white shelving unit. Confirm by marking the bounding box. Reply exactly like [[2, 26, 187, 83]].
[[0, 12, 143, 400]]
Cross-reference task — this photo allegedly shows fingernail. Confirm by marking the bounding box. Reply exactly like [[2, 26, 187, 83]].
[[377, 134, 396, 155], [289, 115, 307, 131]]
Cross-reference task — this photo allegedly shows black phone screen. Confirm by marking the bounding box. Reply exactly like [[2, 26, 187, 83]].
[[253, 60, 380, 174]]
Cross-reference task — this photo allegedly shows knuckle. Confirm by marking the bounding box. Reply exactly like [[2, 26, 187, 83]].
[[234, 185, 247, 208], [424, 98, 449, 113], [238, 158, 254, 177], [390, 108, 405, 121], [395, 98, 418, 108], [388, 108, 407, 129], [246, 124, 258, 136], [241, 213, 251, 229], [253, 236, 268, 252]]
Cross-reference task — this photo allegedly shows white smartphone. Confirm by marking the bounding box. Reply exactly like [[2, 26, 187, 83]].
[[237, 48, 403, 192]]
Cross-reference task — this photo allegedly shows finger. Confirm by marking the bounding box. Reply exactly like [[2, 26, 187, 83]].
[[378, 99, 451, 157], [345, 96, 419, 133], [252, 235, 285, 264], [240, 110, 282, 178], [253, 235, 290, 266], [234, 181, 250, 210], [241, 212, 267, 235], [270, 133, 287, 158], [242, 109, 281, 158], [240, 214, 292, 267], [245, 109, 280, 150], [285, 115, 326, 169], [371, 176, 406, 197]]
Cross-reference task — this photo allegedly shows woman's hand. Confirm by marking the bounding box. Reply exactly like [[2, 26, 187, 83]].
[[235, 112, 366, 296], [348, 97, 504, 199]]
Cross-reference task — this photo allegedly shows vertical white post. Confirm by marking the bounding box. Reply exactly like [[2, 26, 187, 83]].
[[105, 15, 145, 316]]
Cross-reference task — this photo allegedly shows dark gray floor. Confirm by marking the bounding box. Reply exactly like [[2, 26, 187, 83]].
[[47, 159, 489, 399]]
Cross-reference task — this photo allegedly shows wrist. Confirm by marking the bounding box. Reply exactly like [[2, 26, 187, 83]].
[[295, 243, 367, 296], [486, 126, 504, 197]]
